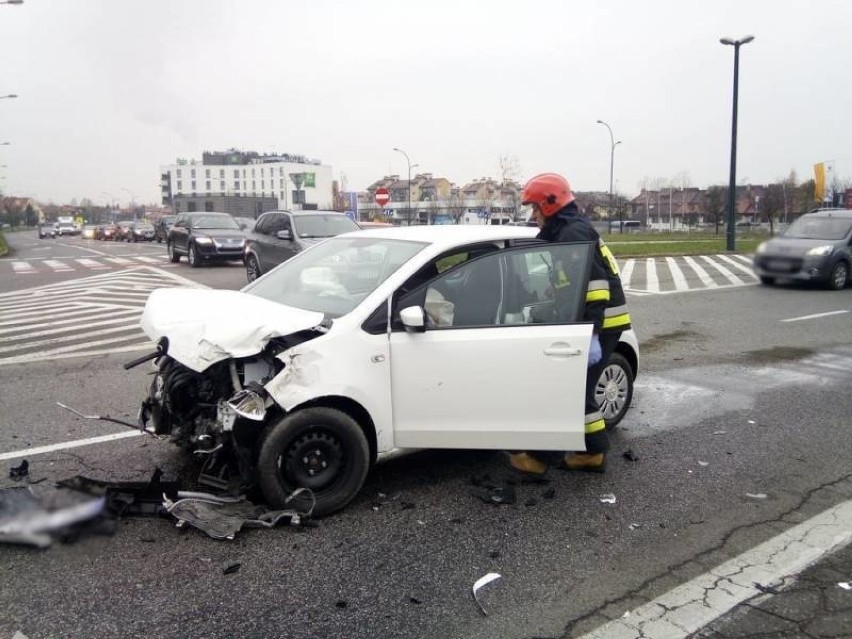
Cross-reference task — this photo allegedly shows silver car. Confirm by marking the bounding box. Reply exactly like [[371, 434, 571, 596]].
[[753, 209, 852, 290]]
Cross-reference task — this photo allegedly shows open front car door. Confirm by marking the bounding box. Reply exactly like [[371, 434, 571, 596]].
[[389, 241, 594, 452]]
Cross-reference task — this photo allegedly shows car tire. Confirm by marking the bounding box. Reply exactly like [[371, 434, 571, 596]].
[[257, 407, 370, 517], [596, 351, 634, 430], [246, 254, 261, 282], [188, 243, 201, 268], [827, 262, 849, 291], [759, 276, 775, 286], [168, 242, 180, 263]]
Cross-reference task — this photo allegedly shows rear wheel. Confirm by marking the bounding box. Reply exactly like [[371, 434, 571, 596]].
[[596, 352, 634, 430], [257, 408, 370, 517], [168, 242, 180, 263], [188, 243, 201, 268], [759, 276, 775, 286], [246, 254, 262, 282], [827, 262, 849, 290]]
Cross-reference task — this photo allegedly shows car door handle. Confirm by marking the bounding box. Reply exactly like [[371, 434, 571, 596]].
[[544, 344, 583, 357]]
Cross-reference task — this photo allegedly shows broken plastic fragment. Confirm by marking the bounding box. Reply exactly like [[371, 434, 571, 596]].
[[622, 449, 639, 462], [628, 523, 641, 531], [712, 430, 727, 435], [9, 460, 29, 480], [472, 572, 502, 616], [698, 461, 709, 467], [838, 582, 852, 590], [222, 561, 241, 575], [747, 420, 756, 424], [599, 494, 617, 504], [745, 493, 768, 500]]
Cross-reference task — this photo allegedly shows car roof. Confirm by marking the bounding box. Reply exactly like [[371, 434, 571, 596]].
[[341, 224, 540, 248], [184, 211, 231, 217], [260, 210, 350, 217]]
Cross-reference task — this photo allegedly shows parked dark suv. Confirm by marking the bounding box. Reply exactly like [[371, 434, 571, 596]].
[[753, 209, 852, 290], [167, 212, 247, 267], [243, 210, 361, 282]]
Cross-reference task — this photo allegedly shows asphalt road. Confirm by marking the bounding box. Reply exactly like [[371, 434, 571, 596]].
[[1, 229, 851, 639]]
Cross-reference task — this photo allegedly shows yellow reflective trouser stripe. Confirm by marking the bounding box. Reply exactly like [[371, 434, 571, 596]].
[[585, 414, 606, 434], [586, 289, 610, 303], [602, 313, 631, 329]]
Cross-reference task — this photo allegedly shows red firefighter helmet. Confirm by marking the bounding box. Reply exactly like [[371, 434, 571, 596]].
[[521, 173, 575, 217]]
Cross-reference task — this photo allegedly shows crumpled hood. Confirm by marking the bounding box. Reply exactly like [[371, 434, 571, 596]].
[[140, 288, 324, 372]]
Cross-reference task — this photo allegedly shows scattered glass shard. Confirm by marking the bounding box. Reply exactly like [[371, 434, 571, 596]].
[[472, 572, 502, 616]]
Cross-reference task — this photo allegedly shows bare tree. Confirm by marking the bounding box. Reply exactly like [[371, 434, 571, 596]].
[[445, 189, 467, 224], [704, 185, 727, 235], [761, 183, 785, 235]]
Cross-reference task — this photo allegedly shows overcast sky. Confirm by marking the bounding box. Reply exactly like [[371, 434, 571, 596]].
[[1, 0, 849, 206]]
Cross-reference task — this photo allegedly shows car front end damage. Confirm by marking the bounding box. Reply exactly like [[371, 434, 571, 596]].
[[134, 288, 328, 494]]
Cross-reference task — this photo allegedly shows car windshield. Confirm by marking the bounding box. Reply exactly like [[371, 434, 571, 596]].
[[191, 215, 240, 230], [784, 216, 852, 240], [293, 214, 360, 238], [244, 236, 427, 317]]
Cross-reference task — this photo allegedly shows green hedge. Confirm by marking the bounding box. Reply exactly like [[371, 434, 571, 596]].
[[0, 231, 7, 257]]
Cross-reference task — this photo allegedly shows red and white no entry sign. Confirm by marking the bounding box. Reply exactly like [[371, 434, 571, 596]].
[[374, 187, 390, 207]]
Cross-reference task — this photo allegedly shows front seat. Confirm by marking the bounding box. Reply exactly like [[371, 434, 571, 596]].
[[451, 259, 501, 327]]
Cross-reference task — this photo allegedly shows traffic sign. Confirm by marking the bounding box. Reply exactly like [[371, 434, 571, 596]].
[[384, 208, 394, 218], [374, 187, 390, 207]]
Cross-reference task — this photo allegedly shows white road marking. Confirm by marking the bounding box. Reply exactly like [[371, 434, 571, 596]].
[[75, 258, 109, 269], [104, 257, 134, 265], [578, 499, 852, 639], [134, 256, 165, 264], [664, 257, 689, 291], [683, 256, 718, 288], [715, 253, 758, 279], [11, 262, 36, 274], [44, 260, 73, 272], [781, 310, 850, 323], [701, 255, 743, 286], [0, 431, 144, 461], [619, 259, 635, 289], [645, 258, 660, 293]]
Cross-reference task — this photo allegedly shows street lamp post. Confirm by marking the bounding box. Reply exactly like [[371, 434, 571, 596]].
[[0, 94, 18, 99], [596, 120, 622, 233], [720, 35, 755, 251], [393, 147, 412, 225]]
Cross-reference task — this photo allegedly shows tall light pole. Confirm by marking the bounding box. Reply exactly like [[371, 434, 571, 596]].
[[0, 94, 17, 99], [393, 147, 412, 225], [596, 120, 622, 233], [1, 1, 25, 5], [720, 35, 755, 251]]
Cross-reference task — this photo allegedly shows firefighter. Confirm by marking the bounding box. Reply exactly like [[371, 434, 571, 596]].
[[508, 172, 631, 474]]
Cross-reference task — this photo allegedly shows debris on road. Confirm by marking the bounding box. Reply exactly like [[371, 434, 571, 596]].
[[599, 493, 617, 505], [9, 460, 29, 480], [838, 582, 852, 591], [222, 561, 241, 575], [471, 482, 517, 506], [622, 449, 639, 462], [58, 468, 180, 518], [472, 572, 502, 616], [698, 461, 709, 467], [0, 485, 105, 548], [745, 493, 769, 500]]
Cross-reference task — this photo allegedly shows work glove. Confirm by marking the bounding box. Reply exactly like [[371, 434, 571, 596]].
[[588, 335, 602, 366]]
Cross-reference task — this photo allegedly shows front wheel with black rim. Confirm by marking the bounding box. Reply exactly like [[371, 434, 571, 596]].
[[188, 243, 201, 268], [827, 261, 849, 291], [256, 407, 370, 517], [246, 254, 261, 282], [168, 242, 180, 263], [595, 352, 634, 430]]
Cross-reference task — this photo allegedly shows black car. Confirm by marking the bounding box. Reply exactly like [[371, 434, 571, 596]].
[[244, 210, 361, 282], [114, 221, 134, 242], [167, 212, 246, 267], [154, 215, 177, 243], [128, 222, 156, 242]]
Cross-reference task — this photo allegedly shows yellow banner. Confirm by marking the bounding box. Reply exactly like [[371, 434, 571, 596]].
[[814, 162, 826, 202]]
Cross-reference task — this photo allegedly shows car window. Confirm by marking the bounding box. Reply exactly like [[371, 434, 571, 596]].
[[293, 214, 360, 238], [191, 215, 240, 230], [244, 236, 428, 318], [265, 214, 290, 236], [785, 216, 852, 240], [399, 243, 592, 329]]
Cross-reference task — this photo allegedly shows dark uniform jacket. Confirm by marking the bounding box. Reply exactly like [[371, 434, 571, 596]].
[[537, 202, 631, 334]]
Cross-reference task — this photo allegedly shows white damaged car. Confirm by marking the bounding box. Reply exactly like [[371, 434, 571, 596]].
[[135, 226, 639, 515]]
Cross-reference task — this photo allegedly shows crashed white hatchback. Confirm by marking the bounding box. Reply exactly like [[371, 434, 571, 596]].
[[137, 225, 639, 515]]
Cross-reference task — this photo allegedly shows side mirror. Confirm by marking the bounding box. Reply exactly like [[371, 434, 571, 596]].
[[399, 306, 426, 333], [276, 229, 292, 240]]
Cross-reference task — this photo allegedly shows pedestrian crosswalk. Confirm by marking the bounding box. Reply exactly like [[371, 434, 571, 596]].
[[619, 254, 757, 295], [0, 266, 207, 366], [9, 254, 172, 274]]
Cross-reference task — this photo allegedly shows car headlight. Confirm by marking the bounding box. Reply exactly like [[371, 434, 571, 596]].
[[194, 236, 214, 244], [806, 245, 833, 256], [756, 242, 768, 254]]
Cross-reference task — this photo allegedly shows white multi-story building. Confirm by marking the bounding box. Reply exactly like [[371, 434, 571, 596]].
[[160, 149, 335, 216]]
